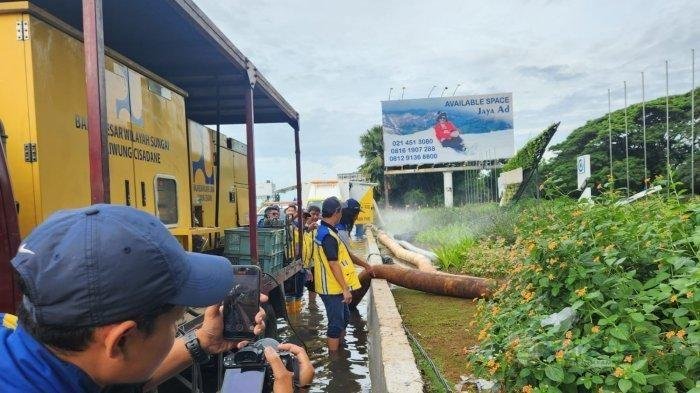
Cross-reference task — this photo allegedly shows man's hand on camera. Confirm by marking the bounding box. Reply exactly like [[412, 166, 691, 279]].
[[264, 346, 294, 393], [277, 343, 314, 387], [197, 294, 268, 354]]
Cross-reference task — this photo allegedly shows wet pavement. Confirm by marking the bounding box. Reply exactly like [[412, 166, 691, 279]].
[[279, 239, 372, 393]]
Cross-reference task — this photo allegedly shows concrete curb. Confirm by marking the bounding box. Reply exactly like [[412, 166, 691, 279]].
[[365, 230, 424, 393]]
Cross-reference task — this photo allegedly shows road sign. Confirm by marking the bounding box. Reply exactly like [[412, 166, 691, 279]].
[[577, 154, 591, 190]]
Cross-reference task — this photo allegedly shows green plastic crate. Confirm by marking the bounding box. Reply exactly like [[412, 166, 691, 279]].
[[224, 251, 284, 274], [224, 227, 285, 257]]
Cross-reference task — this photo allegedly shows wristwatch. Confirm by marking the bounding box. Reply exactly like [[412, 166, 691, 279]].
[[184, 330, 211, 364]]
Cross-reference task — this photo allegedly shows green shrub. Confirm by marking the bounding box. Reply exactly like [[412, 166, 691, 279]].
[[435, 237, 477, 271], [468, 195, 699, 392]]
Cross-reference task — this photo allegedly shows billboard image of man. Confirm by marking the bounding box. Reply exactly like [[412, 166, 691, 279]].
[[433, 111, 466, 153]]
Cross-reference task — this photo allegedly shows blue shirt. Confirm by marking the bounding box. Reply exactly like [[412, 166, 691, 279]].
[[0, 313, 101, 393]]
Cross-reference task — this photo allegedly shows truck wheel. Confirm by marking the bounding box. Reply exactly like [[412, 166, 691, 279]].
[[263, 303, 278, 339]]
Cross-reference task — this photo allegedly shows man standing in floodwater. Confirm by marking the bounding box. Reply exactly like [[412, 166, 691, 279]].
[[313, 197, 372, 351], [303, 205, 321, 303]]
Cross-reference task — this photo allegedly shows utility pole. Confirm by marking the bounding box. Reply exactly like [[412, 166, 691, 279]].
[[641, 71, 648, 189], [608, 89, 614, 183], [624, 81, 630, 196]]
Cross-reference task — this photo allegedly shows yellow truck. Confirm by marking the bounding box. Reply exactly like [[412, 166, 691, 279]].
[[0, 4, 247, 252]]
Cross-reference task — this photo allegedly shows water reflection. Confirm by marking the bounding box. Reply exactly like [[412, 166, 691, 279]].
[[278, 240, 371, 393]]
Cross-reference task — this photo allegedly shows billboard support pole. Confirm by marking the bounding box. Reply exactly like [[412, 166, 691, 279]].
[[443, 171, 453, 207], [383, 172, 390, 207]]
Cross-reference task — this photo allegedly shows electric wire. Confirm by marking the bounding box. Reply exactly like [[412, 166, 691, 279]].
[[403, 324, 453, 392], [262, 271, 309, 354]]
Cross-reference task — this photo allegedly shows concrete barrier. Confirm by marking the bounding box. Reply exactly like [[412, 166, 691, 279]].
[[365, 230, 424, 392]]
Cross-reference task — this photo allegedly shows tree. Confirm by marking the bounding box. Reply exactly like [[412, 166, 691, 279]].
[[359, 125, 385, 200], [541, 88, 698, 196]]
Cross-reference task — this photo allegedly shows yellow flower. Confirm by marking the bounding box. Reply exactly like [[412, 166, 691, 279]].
[[687, 291, 694, 298], [477, 329, 489, 342], [486, 358, 500, 375], [676, 330, 686, 340], [555, 350, 564, 360], [669, 294, 677, 303], [593, 256, 600, 263], [571, 210, 582, 217], [624, 355, 633, 363], [591, 325, 600, 334], [565, 330, 573, 339], [665, 331, 676, 339], [575, 287, 587, 297], [548, 241, 558, 250], [522, 385, 534, 393], [509, 338, 520, 348], [613, 367, 624, 378], [548, 273, 555, 280], [562, 338, 571, 347]]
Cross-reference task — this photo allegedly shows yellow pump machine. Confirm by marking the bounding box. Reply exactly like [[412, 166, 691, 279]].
[[0, 3, 250, 252]]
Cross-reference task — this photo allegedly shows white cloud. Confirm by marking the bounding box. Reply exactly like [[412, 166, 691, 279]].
[[194, 0, 699, 187]]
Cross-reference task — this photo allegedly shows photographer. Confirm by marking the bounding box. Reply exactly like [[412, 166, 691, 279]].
[[0, 205, 313, 393]]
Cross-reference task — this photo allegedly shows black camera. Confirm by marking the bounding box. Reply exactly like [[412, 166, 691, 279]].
[[222, 338, 299, 393]]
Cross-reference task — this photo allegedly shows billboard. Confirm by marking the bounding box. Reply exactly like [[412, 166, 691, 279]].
[[381, 93, 514, 166]]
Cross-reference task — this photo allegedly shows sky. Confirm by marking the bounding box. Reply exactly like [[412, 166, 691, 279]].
[[193, 0, 699, 194]]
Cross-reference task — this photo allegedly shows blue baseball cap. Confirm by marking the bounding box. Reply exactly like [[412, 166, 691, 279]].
[[345, 198, 363, 213], [321, 196, 346, 216], [11, 204, 234, 327]]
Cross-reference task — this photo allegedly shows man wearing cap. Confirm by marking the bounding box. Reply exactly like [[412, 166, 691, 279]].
[[335, 199, 374, 280], [314, 197, 372, 351], [0, 204, 314, 392], [258, 205, 281, 227]]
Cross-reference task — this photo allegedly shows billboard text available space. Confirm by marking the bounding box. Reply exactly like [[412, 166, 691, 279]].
[[381, 93, 514, 166]]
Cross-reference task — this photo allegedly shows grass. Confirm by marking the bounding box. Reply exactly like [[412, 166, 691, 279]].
[[392, 288, 479, 391], [382, 203, 522, 275]]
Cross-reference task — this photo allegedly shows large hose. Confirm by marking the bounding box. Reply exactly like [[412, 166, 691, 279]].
[[396, 240, 438, 262], [376, 231, 437, 272], [351, 264, 493, 308]]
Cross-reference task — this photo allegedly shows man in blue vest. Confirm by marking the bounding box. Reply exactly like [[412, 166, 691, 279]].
[[314, 197, 373, 351], [0, 205, 313, 392]]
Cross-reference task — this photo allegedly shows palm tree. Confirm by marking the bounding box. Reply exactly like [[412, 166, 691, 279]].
[[358, 125, 385, 200]]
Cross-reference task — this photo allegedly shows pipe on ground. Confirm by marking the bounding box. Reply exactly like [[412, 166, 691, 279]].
[[351, 264, 493, 308], [396, 240, 438, 262], [376, 231, 436, 272]]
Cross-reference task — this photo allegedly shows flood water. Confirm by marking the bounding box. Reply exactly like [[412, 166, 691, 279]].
[[278, 239, 372, 393], [161, 239, 373, 393]]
